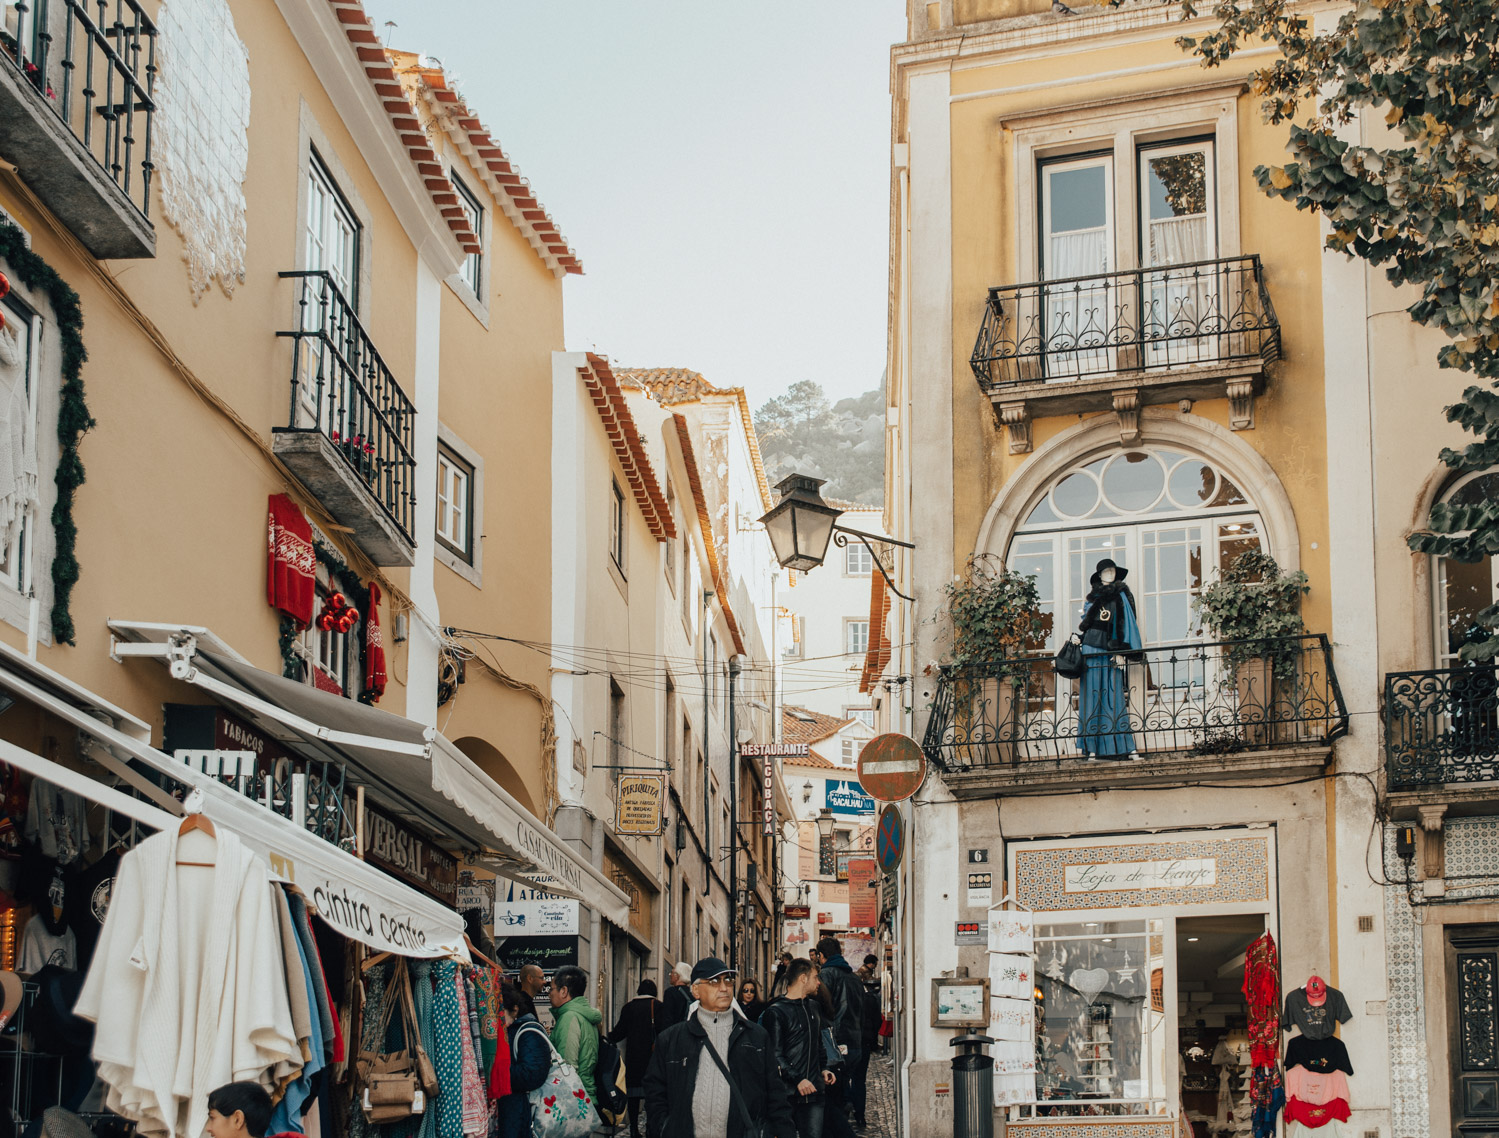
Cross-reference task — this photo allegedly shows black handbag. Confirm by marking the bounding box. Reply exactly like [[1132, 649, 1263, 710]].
[[1054, 635, 1085, 679]]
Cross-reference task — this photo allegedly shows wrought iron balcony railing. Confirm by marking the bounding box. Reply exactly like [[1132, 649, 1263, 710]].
[[277, 271, 416, 545], [921, 635, 1346, 773], [2, 0, 157, 220], [1385, 664, 1499, 790], [970, 254, 1281, 391], [195, 757, 357, 850]]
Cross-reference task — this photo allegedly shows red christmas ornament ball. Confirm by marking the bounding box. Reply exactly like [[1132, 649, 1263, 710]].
[[0, 270, 9, 300]]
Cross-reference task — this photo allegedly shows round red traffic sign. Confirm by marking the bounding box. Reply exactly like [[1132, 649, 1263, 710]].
[[857, 733, 927, 802]]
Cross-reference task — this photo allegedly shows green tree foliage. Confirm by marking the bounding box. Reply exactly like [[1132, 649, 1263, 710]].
[[1173, 0, 1499, 658]]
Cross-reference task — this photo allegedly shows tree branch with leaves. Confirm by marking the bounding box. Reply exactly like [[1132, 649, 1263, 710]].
[[1169, 0, 1499, 659]]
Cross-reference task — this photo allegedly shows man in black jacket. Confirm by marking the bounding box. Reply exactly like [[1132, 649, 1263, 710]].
[[815, 938, 865, 1131], [659, 961, 693, 1031], [644, 957, 795, 1138], [761, 959, 836, 1138]]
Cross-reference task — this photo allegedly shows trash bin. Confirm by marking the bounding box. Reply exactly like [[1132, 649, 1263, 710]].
[[950, 1033, 995, 1138]]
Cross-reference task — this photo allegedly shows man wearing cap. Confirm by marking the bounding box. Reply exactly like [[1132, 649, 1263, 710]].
[[643, 957, 795, 1138]]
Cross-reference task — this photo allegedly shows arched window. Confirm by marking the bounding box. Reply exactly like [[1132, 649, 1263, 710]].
[[1007, 447, 1265, 649], [1431, 471, 1499, 669]]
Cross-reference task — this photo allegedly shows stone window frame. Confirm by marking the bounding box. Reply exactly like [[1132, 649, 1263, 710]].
[[294, 102, 375, 323], [1005, 83, 1244, 285], [435, 421, 484, 588]]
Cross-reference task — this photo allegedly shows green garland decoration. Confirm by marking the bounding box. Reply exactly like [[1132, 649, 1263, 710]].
[[0, 221, 93, 645], [278, 614, 300, 681]]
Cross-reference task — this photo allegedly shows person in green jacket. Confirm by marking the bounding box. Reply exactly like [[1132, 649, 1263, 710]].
[[550, 965, 604, 1101]]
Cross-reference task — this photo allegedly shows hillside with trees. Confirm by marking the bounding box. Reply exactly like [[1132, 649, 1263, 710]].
[[754, 379, 885, 505]]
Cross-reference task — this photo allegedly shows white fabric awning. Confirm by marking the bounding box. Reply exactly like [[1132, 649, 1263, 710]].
[[0, 658, 469, 959], [106, 622, 630, 927]]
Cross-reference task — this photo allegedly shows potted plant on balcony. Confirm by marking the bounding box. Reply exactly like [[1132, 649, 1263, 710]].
[[329, 430, 380, 487], [941, 554, 1046, 765], [1192, 550, 1309, 746]]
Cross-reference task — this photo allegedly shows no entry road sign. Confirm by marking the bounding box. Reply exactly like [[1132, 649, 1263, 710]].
[[857, 733, 927, 802]]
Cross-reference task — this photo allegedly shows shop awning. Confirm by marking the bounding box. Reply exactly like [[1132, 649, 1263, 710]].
[[106, 621, 631, 927], [0, 657, 468, 959]]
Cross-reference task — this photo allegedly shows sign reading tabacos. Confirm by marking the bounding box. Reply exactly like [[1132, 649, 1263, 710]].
[[1063, 858, 1217, 894]]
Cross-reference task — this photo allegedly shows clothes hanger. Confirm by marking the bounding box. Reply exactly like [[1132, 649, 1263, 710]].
[[463, 933, 498, 970], [175, 799, 217, 868]]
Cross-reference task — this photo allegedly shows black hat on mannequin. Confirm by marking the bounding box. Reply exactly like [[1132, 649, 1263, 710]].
[[1090, 558, 1129, 587]]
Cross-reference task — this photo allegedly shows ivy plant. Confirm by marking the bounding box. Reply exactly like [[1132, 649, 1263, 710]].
[[1160, 0, 1499, 659], [941, 554, 1046, 676], [1193, 550, 1309, 679]]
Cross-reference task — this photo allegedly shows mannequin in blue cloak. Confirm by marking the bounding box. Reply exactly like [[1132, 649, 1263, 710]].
[[1074, 558, 1142, 759]]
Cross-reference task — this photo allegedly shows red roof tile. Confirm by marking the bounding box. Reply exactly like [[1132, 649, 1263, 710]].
[[781, 705, 854, 748]]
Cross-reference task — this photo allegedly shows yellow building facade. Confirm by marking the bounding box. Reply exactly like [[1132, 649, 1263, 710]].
[[876, 2, 1432, 1135]]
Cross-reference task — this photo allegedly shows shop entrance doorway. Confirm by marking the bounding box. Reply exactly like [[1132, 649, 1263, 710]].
[[1176, 914, 1265, 1138], [1446, 924, 1499, 1138]]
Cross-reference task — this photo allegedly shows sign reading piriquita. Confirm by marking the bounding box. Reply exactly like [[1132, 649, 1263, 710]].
[[615, 773, 665, 836], [741, 744, 807, 835]]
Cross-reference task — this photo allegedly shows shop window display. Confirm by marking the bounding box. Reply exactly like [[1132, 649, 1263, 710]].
[[1033, 920, 1167, 1113]]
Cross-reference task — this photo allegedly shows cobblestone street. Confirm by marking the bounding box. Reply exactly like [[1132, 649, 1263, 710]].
[[864, 1049, 899, 1136]]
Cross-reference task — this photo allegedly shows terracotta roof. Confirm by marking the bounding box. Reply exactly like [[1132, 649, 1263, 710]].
[[671, 413, 746, 656], [322, 5, 581, 276], [581, 354, 675, 542], [617, 368, 772, 511], [783, 750, 838, 770], [781, 705, 853, 747]]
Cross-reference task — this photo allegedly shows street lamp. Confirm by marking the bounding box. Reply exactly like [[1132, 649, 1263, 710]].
[[816, 807, 836, 841], [759, 473, 915, 600]]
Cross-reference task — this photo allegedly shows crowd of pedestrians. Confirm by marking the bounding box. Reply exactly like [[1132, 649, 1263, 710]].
[[478, 935, 888, 1137]]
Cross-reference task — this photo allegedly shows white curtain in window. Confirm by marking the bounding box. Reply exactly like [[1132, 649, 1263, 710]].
[[1145, 215, 1215, 363], [0, 324, 37, 550], [1044, 228, 1111, 378]]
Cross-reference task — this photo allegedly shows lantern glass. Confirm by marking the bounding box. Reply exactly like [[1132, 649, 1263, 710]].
[[816, 807, 836, 840], [761, 474, 842, 572]]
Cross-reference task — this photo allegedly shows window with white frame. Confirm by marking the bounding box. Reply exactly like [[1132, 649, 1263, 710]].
[[309, 582, 352, 695], [845, 542, 873, 576], [0, 290, 38, 595], [844, 706, 875, 730], [306, 151, 360, 302], [435, 445, 474, 563], [845, 620, 869, 657], [451, 170, 484, 296], [840, 737, 865, 765], [1431, 471, 1499, 668], [610, 478, 626, 574]]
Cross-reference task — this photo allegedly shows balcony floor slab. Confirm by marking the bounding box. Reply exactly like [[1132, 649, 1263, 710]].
[[0, 59, 154, 259], [940, 742, 1331, 799], [273, 429, 415, 567]]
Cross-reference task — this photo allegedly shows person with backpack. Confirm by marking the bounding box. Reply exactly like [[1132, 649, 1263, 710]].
[[607, 979, 662, 1138], [498, 985, 553, 1138], [814, 938, 865, 1134], [550, 966, 604, 1102], [761, 959, 836, 1138], [642, 957, 795, 1138]]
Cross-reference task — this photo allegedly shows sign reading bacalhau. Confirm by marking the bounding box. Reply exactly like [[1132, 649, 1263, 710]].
[[826, 779, 875, 815]]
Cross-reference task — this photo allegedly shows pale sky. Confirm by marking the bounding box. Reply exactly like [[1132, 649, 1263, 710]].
[[361, 0, 905, 408]]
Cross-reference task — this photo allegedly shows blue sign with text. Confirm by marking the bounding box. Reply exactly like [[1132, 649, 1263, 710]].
[[825, 779, 875, 815]]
